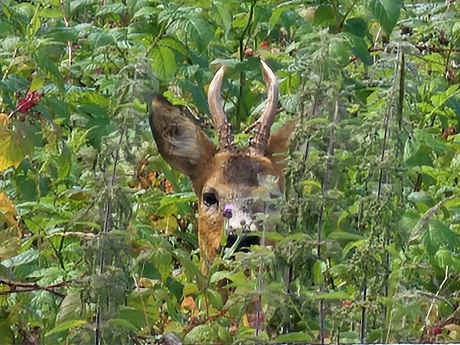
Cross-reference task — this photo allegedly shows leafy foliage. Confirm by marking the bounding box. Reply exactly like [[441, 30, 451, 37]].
[[0, 0, 460, 344]]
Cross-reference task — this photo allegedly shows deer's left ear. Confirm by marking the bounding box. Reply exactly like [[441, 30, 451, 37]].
[[148, 94, 217, 180], [265, 119, 297, 164]]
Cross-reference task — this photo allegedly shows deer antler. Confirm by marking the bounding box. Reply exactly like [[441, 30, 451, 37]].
[[207, 66, 235, 152], [248, 60, 279, 155]]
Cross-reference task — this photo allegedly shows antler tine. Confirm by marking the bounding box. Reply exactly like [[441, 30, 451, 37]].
[[207, 66, 234, 152], [249, 60, 279, 155]]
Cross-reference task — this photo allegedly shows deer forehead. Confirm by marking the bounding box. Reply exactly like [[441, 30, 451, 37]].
[[200, 152, 281, 198]]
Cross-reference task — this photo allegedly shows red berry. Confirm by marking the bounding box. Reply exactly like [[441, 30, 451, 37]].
[[260, 41, 269, 48], [433, 326, 442, 335], [244, 48, 254, 57], [342, 300, 353, 307]]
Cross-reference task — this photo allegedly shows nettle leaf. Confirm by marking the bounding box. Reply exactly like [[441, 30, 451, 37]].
[[311, 291, 352, 300], [96, 3, 126, 16], [108, 318, 138, 332], [44, 27, 79, 43], [275, 332, 312, 342], [421, 219, 460, 256], [0, 322, 14, 345], [343, 17, 368, 38], [214, 1, 232, 38], [153, 247, 172, 281], [0, 228, 20, 260], [158, 37, 187, 55], [269, 2, 299, 27], [151, 46, 177, 81], [92, 31, 116, 48], [367, 0, 403, 36], [1, 248, 38, 268], [46, 320, 87, 337], [313, 5, 336, 26], [185, 17, 213, 51], [414, 129, 450, 155], [435, 249, 460, 270], [57, 291, 82, 323], [70, 0, 98, 13], [183, 324, 219, 345]]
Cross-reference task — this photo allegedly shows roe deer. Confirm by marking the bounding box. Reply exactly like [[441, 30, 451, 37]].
[[148, 61, 296, 273]]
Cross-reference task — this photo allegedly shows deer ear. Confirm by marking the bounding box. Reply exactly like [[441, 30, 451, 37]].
[[148, 94, 217, 179], [265, 119, 297, 164]]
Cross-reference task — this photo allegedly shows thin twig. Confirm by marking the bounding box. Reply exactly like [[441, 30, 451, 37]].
[[180, 308, 234, 342], [316, 100, 340, 344], [236, 0, 257, 126], [423, 266, 449, 331], [59, 0, 72, 66], [95, 128, 125, 345], [0, 277, 77, 298]]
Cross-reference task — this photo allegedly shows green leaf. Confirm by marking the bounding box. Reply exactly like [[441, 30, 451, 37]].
[[29, 76, 45, 92], [44, 27, 79, 43], [328, 231, 364, 241], [35, 48, 65, 91], [158, 37, 187, 55], [183, 324, 218, 344], [420, 219, 460, 255], [0, 322, 14, 345], [96, 3, 126, 16], [92, 32, 116, 48], [1, 249, 38, 268], [414, 129, 450, 155], [206, 288, 223, 310], [313, 5, 335, 26], [435, 249, 460, 270], [367, 0, 403, 36], [46, 319, 87, 336], [185, 18, 213, 51], [151, 46, 177, 81], [56, 144, 72, 181], [312, 259, 323, 285], [407, 191, 434, 205], [108, 318, 139, 332], [133, 6, 161, 18], [214, 1, 232, 38], [274, 332, 312, 342], [311, 291, 352, 300], [57, 291, 82, 323], [343, 17, 368, 38], [153, 247, 172, 281]]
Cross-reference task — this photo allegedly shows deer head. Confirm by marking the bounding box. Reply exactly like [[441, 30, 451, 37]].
[[148, 61, 296, 273]]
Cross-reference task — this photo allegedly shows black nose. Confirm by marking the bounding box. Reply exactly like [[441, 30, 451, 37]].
[[223, 209, 232, 218], [226, 233, 260, 252]]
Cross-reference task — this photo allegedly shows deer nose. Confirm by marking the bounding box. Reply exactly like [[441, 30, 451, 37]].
[[223, 204, 233, 219]]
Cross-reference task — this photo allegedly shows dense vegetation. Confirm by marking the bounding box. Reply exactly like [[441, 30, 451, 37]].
[[1, 0, 460, 344]]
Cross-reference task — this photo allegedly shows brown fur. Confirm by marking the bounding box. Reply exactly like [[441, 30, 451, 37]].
[[149, 94, 295, 273]]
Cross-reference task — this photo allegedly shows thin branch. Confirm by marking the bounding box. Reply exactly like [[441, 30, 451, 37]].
[[236, 0, 257, 126], [337, 0, 359, 31], [0, 277, 77, 298], [422, 266, 449, 333], [180, 308, 235, 342], [59, 0, 72, 66], [316, 100, 340, 345]]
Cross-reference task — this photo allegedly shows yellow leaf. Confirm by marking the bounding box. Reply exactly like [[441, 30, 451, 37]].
[[0, 113, 9, 127], [0, 193, 17, 228], [149, 215, 178, 234], [0, 127, 33, 171], [181, 296, 196, 312]]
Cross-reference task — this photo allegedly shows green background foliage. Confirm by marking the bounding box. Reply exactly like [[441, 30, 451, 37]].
[[0, 0, 460, 344]]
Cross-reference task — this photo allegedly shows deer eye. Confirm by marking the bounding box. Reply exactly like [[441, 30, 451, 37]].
[[203, 192, 218, 207]]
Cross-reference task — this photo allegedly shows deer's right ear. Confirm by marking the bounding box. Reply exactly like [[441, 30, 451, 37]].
[[148, 94, 217, 179]]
